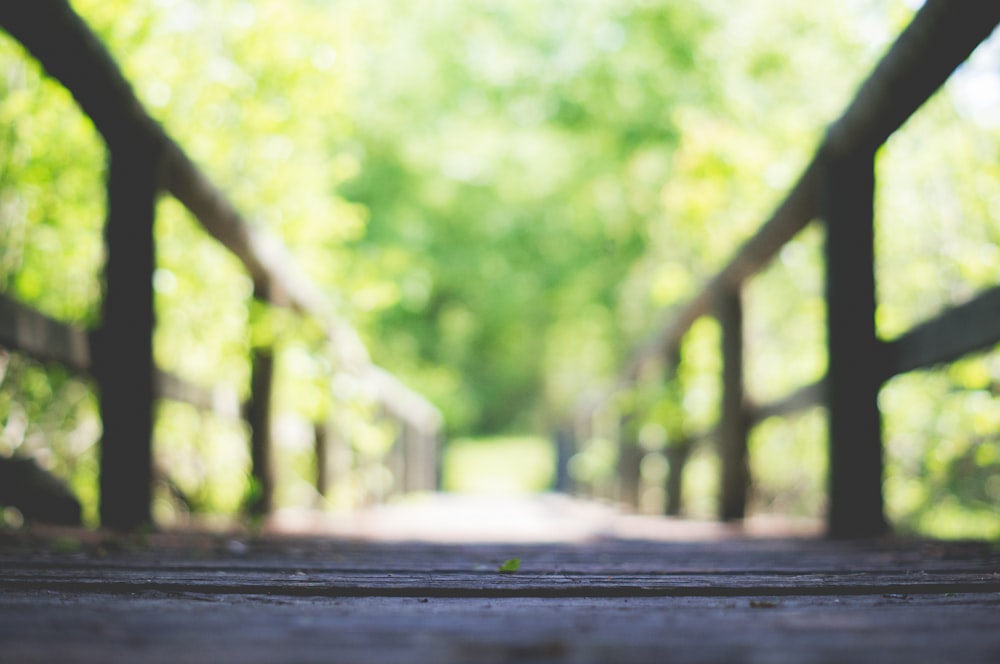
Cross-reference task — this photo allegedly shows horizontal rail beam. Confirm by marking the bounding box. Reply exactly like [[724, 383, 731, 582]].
[[0, 294, 91, 372], [622, 159, 820, 383], [885, 286, 1000, 379], [0, 0, 160, 152], [825, 0, 1000, 158], [161, 145, 337, 326], [748, 380, 825, 426]]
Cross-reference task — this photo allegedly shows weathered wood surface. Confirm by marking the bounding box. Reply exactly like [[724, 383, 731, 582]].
[[0, 530, 998, 663]]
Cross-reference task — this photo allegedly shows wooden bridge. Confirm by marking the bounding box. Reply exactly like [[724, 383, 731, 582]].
[[1, 0, 1000, 661]]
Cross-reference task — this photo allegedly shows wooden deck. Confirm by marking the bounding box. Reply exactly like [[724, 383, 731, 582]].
[[1, 497, 999, 663]]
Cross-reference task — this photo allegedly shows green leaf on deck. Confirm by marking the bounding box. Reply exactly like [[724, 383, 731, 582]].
[[497, 558, 521, 573]]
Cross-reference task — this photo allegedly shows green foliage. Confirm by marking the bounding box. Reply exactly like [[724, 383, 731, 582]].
[[0, 0, 996, 538], [0, 34, 105, 324], [0, 354, 101, 526], [335, 0, 711, 434], [749, 410, 827, 518]]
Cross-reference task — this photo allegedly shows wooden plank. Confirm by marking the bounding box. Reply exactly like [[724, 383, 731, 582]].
[[2, 522, 999, 664], [0, 534, 998, 603], [93, 140, 162, 531], [2, 565, 999, 599], [886, 286, 1000, 378], [3, 533, 997, 574], [820, 148, 886, 539], [1, 591, 999, 664], [0, 294, 91, 372]]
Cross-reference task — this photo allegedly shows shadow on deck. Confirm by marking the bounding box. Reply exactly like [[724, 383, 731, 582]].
[[1, 495, 998, 663]]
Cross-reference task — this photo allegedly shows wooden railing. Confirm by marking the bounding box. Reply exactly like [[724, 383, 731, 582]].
[[0, 0, 441, 530], [571, 0, 1000, 537]]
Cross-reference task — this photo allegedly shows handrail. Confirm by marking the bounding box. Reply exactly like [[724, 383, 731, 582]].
[[0, 0, 441, 528], [583, 0, 1000, 537], [0, 0, 419, 391], [886, 285, 1000, 379], [622, 0, 1000, 385], [0, 293, 242, 416], [0, 294, 91, 372]]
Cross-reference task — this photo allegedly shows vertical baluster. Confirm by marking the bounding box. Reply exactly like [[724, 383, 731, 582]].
[[553, 425, 574, 494], [617, 410, 642, 511], [821, 146, 887, 538], [718, 287, 749, 521], [662, 347, 685, 517], [246, 290, 276, 517], [96, 139, 162, 530], [664, 444, 687, 517], [314, 421, 328, 500]]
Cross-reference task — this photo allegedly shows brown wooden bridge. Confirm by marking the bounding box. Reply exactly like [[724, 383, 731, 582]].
[[1, 0, 1000, 661]]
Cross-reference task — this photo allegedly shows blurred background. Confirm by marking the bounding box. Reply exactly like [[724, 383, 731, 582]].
[[0, 0, 997, 537]]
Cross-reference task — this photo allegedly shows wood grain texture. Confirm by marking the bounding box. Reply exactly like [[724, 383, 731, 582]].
[[0, 533, 998, 663]]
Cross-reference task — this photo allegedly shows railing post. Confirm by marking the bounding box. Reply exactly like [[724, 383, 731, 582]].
[[314, 422, 328, 499], [553, 425, 574, 493], [323, 416, 353, 504], [247, 345, 275, 516], [571, 407, 595, 499], [820, 146, 888, 538], [662, 347, 685, 516], [617, 411, 642, 510], [246, 293, 276, 517], [95, 138, 162, 531], [718, 288, 749, 521], [405, 423, 439, 494], [664, 443, 688, 517], [386, 416, 405, 497]]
